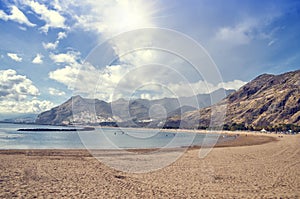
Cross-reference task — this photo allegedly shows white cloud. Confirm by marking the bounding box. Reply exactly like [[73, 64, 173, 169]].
[[42, 32, 66, 51], [0, 69, 52, 113], [42, 41, 59, 50], [49, 51, 80, 64], [0, 6, 36, 27], [7, 53, 22, 62], [0, 99, 54, 114], [215, 21, 255, 45], [215, 18, 279, 47], [49, 61, 98, 91], [49, 55, 247, 102], [167, 80, 247, 97], [218, 80, 247, 91], [24, 0, 66, 32], [50, 0, 63, 11], [48, 52, 85, 92], [48, 88, 65, 96], [0, 69, 39, 101], [57, 31, 67, 40], [18, 26, 27, 31], [49, 65, 79, 89], [268, 40, 275, 46], [134, 79, 243, 100], [32, 53, 43, 64]]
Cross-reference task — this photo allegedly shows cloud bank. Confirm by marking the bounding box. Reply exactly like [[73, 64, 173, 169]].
[[0, 69, 53, 113]]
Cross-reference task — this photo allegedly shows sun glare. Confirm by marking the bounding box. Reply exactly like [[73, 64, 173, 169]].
[[107, 0, 156, 33]]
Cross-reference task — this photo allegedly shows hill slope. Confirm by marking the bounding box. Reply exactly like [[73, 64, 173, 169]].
[[166, 69, 300, 129]]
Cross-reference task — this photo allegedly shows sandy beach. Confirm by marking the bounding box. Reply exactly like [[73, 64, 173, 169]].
[[0, 133, 299, 198]]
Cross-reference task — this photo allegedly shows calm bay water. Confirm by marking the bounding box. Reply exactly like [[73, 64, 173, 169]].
[[0, 123, 223, 149]]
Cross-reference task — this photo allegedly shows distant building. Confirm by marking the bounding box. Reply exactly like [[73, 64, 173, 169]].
[[261, 128, 267, 133]]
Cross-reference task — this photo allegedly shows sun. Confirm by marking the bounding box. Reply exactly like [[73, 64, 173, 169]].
[[105, 0, 157, 34]]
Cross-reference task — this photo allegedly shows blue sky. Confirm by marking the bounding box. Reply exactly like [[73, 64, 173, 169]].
[[0, 0, 300, 115]]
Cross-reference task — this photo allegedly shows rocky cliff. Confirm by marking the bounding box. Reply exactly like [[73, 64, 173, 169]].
[[166, 69, 300, 129]]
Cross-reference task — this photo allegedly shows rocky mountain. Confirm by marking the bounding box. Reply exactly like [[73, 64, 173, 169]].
[[35, 88, 234, 125], [35, 96, 113, 125], [165, 69, 300, 130]]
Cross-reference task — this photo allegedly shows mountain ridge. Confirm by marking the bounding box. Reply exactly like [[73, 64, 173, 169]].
[[165, 69, 300, 130], [35, 88, 234, 125]]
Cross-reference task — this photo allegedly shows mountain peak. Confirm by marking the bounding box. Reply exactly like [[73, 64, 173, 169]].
[[70, 95, 84, 101]]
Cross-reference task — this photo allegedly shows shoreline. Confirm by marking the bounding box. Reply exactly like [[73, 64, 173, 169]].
[[96, 125, 295, 136], [3, 121, 295, 137], [0, 132, 278, 156]]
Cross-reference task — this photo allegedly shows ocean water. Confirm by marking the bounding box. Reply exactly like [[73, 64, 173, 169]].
[[0, 123, 224, 149]]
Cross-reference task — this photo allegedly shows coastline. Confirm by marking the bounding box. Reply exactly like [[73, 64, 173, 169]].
[[0, 134, 277, 159], [0, 134, 277, 156], [0, 129, 278, 154], [97, 125, 290, 136]]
